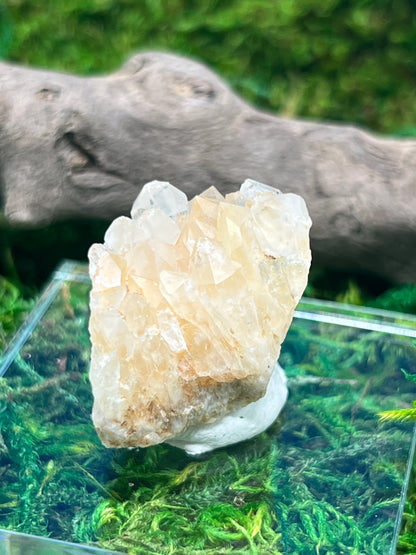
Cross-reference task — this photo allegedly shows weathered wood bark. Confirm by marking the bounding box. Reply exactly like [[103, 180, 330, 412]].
[[0, 52, 415, 282]]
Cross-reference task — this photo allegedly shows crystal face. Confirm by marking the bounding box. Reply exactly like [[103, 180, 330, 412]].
[[88, 179, 312, 453]]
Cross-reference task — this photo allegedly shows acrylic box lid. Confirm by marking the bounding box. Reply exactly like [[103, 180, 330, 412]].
[[0, 260, 415, 554]]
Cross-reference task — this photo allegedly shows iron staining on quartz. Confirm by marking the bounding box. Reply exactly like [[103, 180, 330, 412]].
[[88, 179, 311, 454]]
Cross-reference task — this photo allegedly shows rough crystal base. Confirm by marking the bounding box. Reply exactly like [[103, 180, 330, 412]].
[[166, 362, 288, 454]]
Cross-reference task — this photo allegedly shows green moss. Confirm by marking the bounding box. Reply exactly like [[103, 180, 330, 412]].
[[3, 0, 416, 134], [372, 285, 416, 316], [0, 3, 12, 58], [0, 276, 33, 351], [0, 276, 414, 553]]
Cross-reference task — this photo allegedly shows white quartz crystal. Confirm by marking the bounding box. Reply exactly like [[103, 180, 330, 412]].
[[88, 179, 311, 452], [131, 180, 188, 220]]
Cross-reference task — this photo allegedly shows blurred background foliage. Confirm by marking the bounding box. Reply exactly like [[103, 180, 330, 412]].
[[0, 0, 416, 347], [3, 0, 416, 133]]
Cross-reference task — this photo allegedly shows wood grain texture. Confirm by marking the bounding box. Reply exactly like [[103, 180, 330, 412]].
[[1, 52, 415, 282]]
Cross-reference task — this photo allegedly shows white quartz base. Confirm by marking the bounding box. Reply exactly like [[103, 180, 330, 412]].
[[166, 362, 287, 455]]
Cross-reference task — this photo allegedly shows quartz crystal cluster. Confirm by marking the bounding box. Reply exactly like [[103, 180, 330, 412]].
[[89, 179, 311, 454]]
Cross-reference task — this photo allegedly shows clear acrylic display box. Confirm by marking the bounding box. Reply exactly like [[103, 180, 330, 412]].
[[0, 260, 415, 554]]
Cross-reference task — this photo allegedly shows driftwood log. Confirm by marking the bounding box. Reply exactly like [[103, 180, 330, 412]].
[[0, 52, 415, 283]]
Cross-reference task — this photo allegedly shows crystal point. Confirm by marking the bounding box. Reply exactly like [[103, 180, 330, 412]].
[[89, 180, 311, 452], [131, 180, 188, 220]]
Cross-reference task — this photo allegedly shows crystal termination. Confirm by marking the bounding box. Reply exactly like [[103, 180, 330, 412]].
[[88, 179, 311, 454]]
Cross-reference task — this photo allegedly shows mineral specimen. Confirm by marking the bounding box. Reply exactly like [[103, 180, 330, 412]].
[[88, 179, 311, 454]]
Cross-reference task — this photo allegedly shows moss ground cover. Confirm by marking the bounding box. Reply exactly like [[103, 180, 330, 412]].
[[2, 0, 416, 134], [0, 268, 414, 553]]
